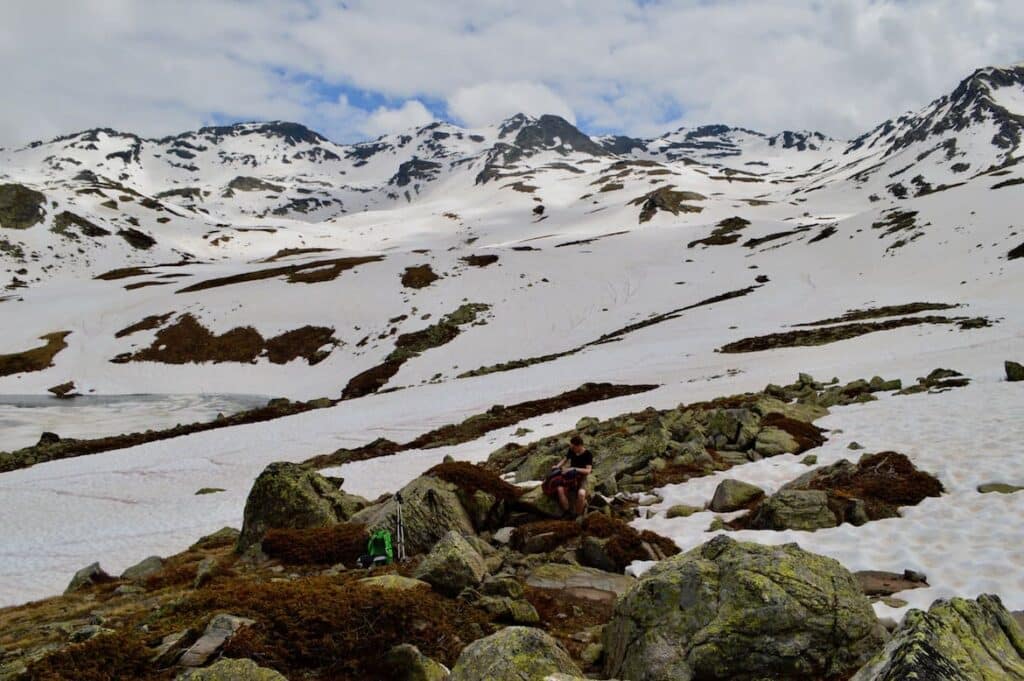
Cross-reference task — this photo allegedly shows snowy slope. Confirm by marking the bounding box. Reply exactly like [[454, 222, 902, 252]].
[[0, 64, 1022, 609]]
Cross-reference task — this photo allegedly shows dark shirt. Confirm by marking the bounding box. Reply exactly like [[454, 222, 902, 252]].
[[567, 448, 593, 471]]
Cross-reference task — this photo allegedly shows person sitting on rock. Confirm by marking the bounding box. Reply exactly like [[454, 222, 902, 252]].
[[545, 435, 594, 518]]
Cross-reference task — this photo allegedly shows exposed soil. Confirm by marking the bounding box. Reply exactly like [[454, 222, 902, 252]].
[[0, 331, 71, 377], [177, 255, 383, 293], [460, 254, 499, 267], [400, 264, 439, 289], [306, 382, 657, 469], [719, 315, 992, 353], [115, 313, 337, 365]]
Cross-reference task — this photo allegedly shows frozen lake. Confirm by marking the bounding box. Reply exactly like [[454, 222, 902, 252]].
[[0, 393, 270, 452]]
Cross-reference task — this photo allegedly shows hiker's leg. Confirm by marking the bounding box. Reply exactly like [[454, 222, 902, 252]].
[[556, 486, 570, 511], [575, 488, 587, 515]]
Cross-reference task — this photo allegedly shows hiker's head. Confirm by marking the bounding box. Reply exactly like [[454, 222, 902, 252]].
[[570, 434, 584, 454]]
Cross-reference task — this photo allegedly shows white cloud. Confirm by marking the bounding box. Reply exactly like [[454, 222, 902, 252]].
[[2, 0, 1024, 146], [361, 100, 435, 136], [448, 81, 576, 128]]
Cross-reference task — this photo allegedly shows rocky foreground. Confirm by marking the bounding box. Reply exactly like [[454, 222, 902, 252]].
[[2, 371, 1024, 680]]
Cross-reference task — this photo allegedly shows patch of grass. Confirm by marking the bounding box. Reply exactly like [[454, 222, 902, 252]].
[[688, 216, 750, 248], [719, 315, 991, 353], [178, 255, 382, 293], [261, 247, 335, 263], [115, 312, 174, 338], [0, 331, 70, 378], [794, 302, 960, 327], [342, 303, 488, 399]]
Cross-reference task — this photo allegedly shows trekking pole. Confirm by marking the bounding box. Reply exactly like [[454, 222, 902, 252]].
[[395, 491, 407, 562]]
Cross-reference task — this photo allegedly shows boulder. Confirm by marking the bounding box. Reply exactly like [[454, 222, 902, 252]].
[[665, 504, 701, 519], [47, 381, 78, 398], [413, 530, 487, 596], [449, 626, 581, 681], [526, 563, 635, 604], [749, 489, 838, 531], [0, 183, 46, 230], [516, 484, 564, 518], [386, 643, 450, 681], [852, 594, 1024, 680], [120, 555, 164, 583], [65, 562, 112, 594], [603, 535, 886, 681], [350, 474, 475, 555], [708, 479, 764, 512], [178, 614, 255, 667], [175, 658, 287, 680], [754, 426, 801, 456], [478, 596, 541, 624], [1006, 361, 1024, 382], [237, 461, 369, 552], [481, 575, 523, 599]]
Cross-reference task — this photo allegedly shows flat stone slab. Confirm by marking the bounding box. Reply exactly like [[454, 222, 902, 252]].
[[526, 563, 635, 602], [359, 575, 430, 591], [854, 570, 928, 597]]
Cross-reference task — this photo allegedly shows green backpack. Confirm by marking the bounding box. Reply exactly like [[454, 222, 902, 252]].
[[366, 529, 394, 564]]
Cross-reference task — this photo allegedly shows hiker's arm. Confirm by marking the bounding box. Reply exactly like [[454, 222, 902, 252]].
[[574, 464, 593, 475], [552, 457, 567, 470]]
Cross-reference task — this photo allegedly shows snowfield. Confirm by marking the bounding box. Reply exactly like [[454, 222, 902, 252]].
[[0, 65, 1022, 612]]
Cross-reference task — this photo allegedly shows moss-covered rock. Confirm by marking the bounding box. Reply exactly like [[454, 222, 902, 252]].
[[708, 478, 764, 512], [852, 594, 1024, 680], [413, 530, 487, 596], [753, 425, 801, 456], [0, 183, 45, 230], [665, 504, 702, 519], [750, 488, 838, 531], [1007, 361, 1024, 382], [386, 643, 450, 681], [603, 535, 886, 681], [176, 657, 287, 680], [449, 626, 581, 681], [351, 474, 475, 555], [237, 462, 369, 552]]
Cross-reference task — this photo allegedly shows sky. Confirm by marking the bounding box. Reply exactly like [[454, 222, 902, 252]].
[[2, 0, 1024, 147]]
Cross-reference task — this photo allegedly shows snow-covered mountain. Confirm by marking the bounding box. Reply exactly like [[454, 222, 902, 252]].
[[0, 63, 1021, 609]]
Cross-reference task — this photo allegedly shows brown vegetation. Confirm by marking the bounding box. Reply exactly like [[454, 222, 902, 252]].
[[115, 312, 175, 338], [425, 462, 524, 501], [460, 254, 499, 267], [261, 523, 369, 565], [400, 264, 439, 289], [119, 314, 337, 365]]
